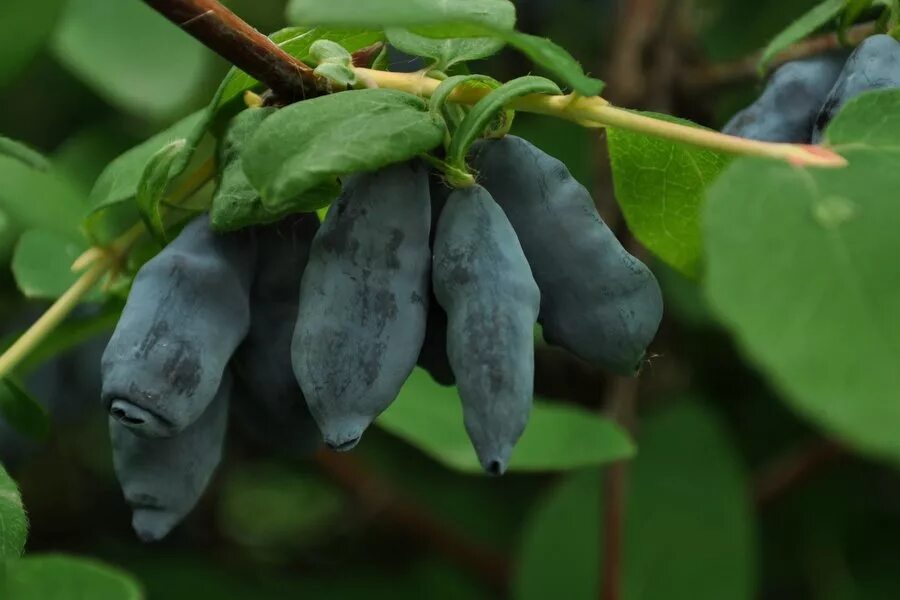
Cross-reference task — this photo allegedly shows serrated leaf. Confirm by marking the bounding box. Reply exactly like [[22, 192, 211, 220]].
[[52, 0, 208, 118], [377, 368, 634, 474], [243, 89, 444, 212], [448, 76, 561, 167], [386, 28, 507, 70], [5, 554, 142, 600], [758, 0, 845, 70], [0, 463, 27, 560], [11, 229, 95, 301], [136, 140, 187, 243], [0, 378, 49, 441], [515, 401, 756, 600], [0, 0, 65, 88], [608, 112, 730, 278], [704, 89, 900, 463], [211, 27, 385, 115], [0, 137, 49, 172]]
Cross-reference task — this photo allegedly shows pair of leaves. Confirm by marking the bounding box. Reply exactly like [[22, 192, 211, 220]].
[[514, 401, 757, 599], [376, 368, 634, 474], [704, 89, 900, 465], [285, 0, 604, 95]]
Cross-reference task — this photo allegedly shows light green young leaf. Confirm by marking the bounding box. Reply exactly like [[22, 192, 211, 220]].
[[758, 0, 845, 70], [0, 378, 49, 441], [497, 31, 605, 96], [243, 89, 444, 213], [704, 89, 900, 463], [52, 0, 209, 118], [386, 28, 507, 70], [0, 0, 65, 88], [0, 137, 49, 172], [313, 62, 358, 88], [608, 112, 730, 278], [448, 76, 561, 167], [0, 463, 27, 560], [377, 368, 634, 474], [310, 39, 353, 65], [136, 140, 187, 243], [211, 27, 385, 114], [5, 554, 142, 600], [515, 401, 756, 600], [11, 229, 93, 300]]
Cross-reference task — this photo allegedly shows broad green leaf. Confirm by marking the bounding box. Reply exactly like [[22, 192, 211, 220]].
[[5, 554, 142, 600], [86, 111, 208, 241], [286, 0, 604, 95], [704, 89, 900, 463], [0, 378, 49, 441], [0, 463, 27, 560], [758, 0, 845, 70], [137, 140, 186, 243], [515, 401, 756, 600], [52, 0, 209, 118], [448, 76, 561, 167], [608, 113, 730, 278], [211, 27, 385, 114], [243, 89, 444, 212], [377, 368, 634, 474], [0, 157, 87, 259], [386, 28, 507, 70], [0, 137, 49, 172], [11, 229, 92, 300], [0, 0, 65, 88]]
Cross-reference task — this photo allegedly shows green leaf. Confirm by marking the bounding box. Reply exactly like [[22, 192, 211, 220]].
[[448, 76, 561, 167], [136, 140, 187, 243], [0, 157, 87, 260], [52, 0, 209, 118], [0, 0, 65, 88], [314, 62, 358, 88], [377, 368, 634, 474], [4, 554, 142, 600], [11, 229, 92, 300], [0, 137, 49, 172], [0, 463, 27, 560], [86, 111, 208, 241], [309, 39, 353, 65], [0, 378, 49, 441], [704, 89, 900, 463], [608, 112, 730, 278], [286, 0, 604, 95], [515, 401, 757, 600], [211, 27, 385, 115], [758, 0, 845, 70], [243, 89, 445, 212], [386, 28, 507, 70]]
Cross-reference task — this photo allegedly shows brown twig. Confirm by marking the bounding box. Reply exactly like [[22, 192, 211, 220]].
[[754, 439, 847, 506], [314, 450, 511, 592], [142, 0, 319, 101], [680, 22, 877, 92]]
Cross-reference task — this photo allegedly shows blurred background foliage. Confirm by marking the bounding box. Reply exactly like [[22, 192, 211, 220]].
[[2, 0, 899, 598]]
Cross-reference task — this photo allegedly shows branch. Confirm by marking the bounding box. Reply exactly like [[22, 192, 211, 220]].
[[315, 450, 511, 592], [680, 22, 877, 92], [143, 0, 319, 100]]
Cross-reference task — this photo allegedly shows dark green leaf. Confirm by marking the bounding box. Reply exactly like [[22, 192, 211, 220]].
[[448, 76, 561, 167], [0, 463, 27, 560], [704, 89, 900, 463], [137, 140, 187, 243], [377, 368, 634, 474], [11, 229, 93, 300], [0, 0, 65, 88], [52, 0, 209, 118], [0, 377, 49, 441], [515, 401, 757, 600], [5, 554, 142, 600], [758, 0, 845, 70], [0, 137, 49, 172], [608, 112, 730, 278], [243, 89, 445, 213]]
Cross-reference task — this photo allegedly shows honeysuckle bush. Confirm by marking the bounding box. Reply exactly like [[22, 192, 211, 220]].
[[0, 0, 899, 597]]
